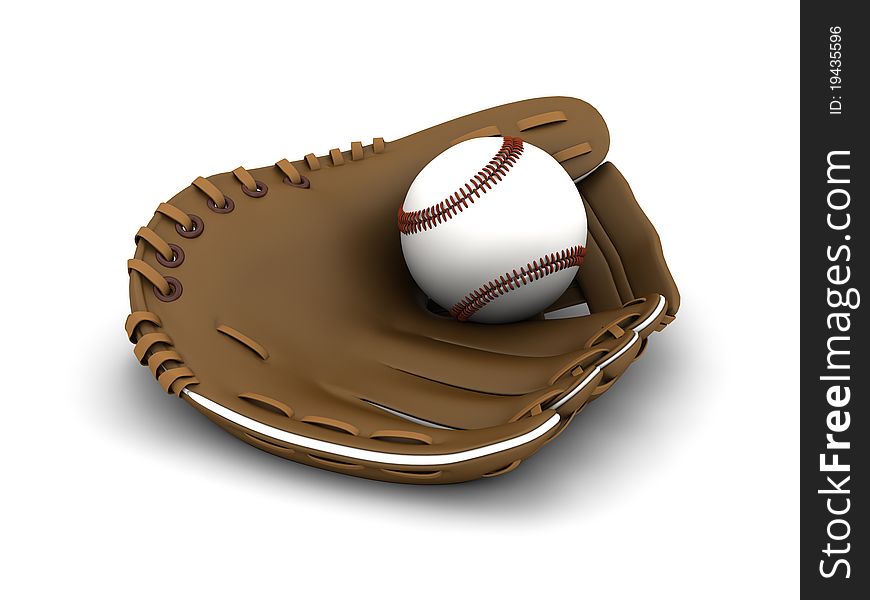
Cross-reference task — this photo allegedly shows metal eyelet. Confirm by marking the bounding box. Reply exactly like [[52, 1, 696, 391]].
[[176, 214, 204, 238], [154, 276, 183, 302], [208, 195, 235, 214], [283, 175, 310, 189], [241, 180, 268, 198], [155, 243, 185, 268]]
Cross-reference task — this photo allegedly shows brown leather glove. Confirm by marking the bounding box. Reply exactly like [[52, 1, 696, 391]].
[[126, 97, 680, 483]]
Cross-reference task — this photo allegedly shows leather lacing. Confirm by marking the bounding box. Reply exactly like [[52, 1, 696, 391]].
[[125, 311, 199, 395], [129, 139, 387, 306], [127, 139, 388, 395], [126, 165, 278, 394]]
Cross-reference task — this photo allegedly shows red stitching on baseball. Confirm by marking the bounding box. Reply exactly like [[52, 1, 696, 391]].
[[397, 136, 525, 235], [449, 245, 586, 321]]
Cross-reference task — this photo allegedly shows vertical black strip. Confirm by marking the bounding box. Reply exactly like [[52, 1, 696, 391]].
[[801, 2, 867, 596]]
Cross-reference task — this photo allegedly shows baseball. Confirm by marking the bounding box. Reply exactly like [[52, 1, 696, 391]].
[[398, 136, 587, 324]]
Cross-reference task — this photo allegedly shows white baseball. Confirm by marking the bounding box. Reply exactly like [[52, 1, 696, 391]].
[[398, 136, 587, 324]]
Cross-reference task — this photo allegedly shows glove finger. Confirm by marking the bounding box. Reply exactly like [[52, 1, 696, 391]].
[[379, 297, 665, 424], [576, 162, 681, 315], [394, 294, 667, 360], [323, 363, 599, 430], [372, 328, 618, 399]]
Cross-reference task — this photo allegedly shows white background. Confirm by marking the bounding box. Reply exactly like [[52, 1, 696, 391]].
[[1, 1, 799, 597]]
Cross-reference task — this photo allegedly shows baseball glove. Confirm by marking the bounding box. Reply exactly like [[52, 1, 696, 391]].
[[126, 96, 680, 484]]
